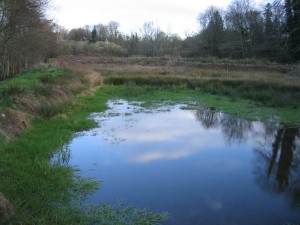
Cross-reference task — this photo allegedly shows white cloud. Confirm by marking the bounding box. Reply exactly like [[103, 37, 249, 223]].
[[128, 148, 192, 163], [50, 0, 266, 37]]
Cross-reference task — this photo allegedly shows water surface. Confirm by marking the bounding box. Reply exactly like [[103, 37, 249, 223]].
[[54, 100, 300, 225]]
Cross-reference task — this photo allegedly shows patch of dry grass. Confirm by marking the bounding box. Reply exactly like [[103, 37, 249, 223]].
[[0, 109, 30, 142], [71, 55, 299, 109], [0, 62, 103, 142], [0, 192, 14, 224]]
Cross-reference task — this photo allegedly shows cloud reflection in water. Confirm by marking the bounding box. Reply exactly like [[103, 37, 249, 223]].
[[57, 99, 300, 225], [96, 100, 227, 164]]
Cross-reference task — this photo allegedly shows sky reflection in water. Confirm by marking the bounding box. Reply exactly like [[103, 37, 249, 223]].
[[55, 99, 300, 225]]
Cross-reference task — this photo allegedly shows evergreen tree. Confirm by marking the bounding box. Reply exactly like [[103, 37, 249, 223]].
[[264, 3, 274, 36], [91, 26, 97, 43]]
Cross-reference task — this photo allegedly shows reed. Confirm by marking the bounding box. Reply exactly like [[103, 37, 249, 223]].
[[101, 62, 300, 108]]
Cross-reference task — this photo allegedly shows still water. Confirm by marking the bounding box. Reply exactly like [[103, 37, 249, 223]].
[[54, 99, 300, 225]]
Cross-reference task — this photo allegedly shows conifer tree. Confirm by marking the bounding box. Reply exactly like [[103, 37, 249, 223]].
[[91, 26, 97, 43]]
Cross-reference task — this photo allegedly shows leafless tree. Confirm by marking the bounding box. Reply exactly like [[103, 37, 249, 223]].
[[0, 0, 57, 80]]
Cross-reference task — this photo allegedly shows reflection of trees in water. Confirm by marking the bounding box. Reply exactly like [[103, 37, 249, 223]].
[[194, 108, 252, 144], [254, 127, 300, 209], [195, 108, 222, 129], [194, 107, 300, 209], [220, 116, 252, 144]]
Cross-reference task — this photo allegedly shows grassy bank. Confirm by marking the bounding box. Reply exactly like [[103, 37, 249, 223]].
[[0, 57, 299, 224], [86, 55, 299, 124], [0, 66, 167, 224], [104, 84, 300, 124]]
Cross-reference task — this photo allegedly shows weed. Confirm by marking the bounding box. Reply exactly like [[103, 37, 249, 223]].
[[39, 74, 57, 84], [0, 85, 25, 107], [33, 84, 54, 96], [125, 81, 142, 97], [37, 100, 81, 118]]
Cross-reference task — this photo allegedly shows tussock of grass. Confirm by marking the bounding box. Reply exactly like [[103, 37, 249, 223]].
[[37, 100, 82, 118]]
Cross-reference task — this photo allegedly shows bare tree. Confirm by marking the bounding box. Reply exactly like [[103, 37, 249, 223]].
[[96, 23, 108, 42], [107, 21, 120, 43], [0, 0, 57, 80], [225, 0, 255, 57], [68, 28, 88, 41], [52, 24, 68, 41]]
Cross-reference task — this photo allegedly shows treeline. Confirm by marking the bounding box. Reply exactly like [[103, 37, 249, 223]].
[[55, 21, 182, 57], [56, 0, 299, 62], [186, 0, 300, 62], [0, 0, 57, 80], [0, 0, 299, 80]]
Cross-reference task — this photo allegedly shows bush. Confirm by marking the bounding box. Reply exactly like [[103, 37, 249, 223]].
[[58, 41, 125, 56]]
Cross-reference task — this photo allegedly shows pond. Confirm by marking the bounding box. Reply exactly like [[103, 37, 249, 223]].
[[53, 99, 300, 225]]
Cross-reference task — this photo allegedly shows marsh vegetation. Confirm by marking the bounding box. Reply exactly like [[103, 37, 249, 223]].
[[0, 54, 300, 224], [1, 0, 300, 224]]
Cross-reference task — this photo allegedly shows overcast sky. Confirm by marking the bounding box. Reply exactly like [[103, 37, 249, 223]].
[[50, 0, 268, 37]]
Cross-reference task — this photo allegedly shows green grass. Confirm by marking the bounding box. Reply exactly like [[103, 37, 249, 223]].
[[104, 76, 300, 109], [0, 64, 75, 108], [1, 61, 300, 224], [0, 71, 168, 224], [107, 84, 300, 125]]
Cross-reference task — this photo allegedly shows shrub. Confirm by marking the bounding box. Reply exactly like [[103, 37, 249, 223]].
[[58, 40, 125, 56]]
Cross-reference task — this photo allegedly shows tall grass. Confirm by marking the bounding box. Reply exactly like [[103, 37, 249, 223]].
[[37, 100, 82, 118], [102, 64, 300, 109]]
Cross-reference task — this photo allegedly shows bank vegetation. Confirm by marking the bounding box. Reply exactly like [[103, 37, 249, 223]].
[[1, 0, 300, 224]]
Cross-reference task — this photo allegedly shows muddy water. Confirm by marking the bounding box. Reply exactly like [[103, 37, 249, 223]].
[[54, 100, 300, 225]]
